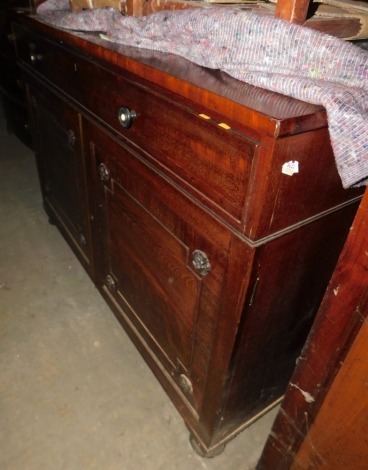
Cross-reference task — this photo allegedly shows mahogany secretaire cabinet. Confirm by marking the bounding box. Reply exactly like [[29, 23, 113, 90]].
[[12, 12, 363, 456]]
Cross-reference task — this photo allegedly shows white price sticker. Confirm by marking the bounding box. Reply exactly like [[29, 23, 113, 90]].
[[282, 161, 299, 176]]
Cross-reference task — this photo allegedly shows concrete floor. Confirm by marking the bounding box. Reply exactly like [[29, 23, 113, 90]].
[[0, 107, 278, 470]]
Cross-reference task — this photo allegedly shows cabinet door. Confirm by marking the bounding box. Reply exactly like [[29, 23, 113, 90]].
[[27, 81, 93, 277], [85, 119, 233, 411]]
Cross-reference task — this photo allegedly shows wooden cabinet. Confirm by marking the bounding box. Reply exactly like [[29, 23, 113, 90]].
[[13, 14, 364, 457]]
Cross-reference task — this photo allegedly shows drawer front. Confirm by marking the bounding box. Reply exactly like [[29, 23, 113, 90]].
[[85, 118, 234, 411], [15, 25, 258, 223], [15, 24, 84, 101], [77, 61, 258, 223]]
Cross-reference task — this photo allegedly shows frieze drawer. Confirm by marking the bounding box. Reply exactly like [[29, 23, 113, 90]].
[[14, 24, 85, 101], [14, 23, 258, 225]]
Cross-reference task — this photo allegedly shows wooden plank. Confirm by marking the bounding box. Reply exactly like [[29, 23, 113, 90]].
[[291, 319, 368, 469], [275, 0, 310, 23]]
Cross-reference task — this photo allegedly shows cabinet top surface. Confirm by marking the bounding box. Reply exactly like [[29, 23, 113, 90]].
[[15, 13, 328, 136]]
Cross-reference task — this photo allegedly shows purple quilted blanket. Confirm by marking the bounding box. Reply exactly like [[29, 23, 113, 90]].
[[38, 0, 368, 188]]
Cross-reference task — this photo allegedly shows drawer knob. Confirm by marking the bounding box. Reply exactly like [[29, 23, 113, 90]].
[[118, 106, 136, 129], [179, 374, 193, 395], [30, 53, 43, 64], [79, 233, 87, 247], [98, 163, 110, 183], [106, 274, 117, 291], [192, 250, 211, 277], [67, 129, 76, 148]]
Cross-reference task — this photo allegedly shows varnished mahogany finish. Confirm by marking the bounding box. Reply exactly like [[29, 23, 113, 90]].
[[13, 14, 363, 456], [27, 77, 94, 277]]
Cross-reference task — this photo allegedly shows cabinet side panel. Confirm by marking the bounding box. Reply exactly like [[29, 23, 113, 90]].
[[215, 203, 358, 441]]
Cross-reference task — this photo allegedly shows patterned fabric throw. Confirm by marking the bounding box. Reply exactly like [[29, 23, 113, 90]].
[[38, 0, 368, 188]]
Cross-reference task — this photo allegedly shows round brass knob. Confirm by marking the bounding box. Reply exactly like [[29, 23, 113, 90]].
[[106, 274, 116, 291], [192, 250, 211, 277], [67, 129, 76, 148], [98, 163, 110, 183], [79, 233, 87, 247], [118, 106, 137, 129], [30, 53, 43, 64], [179, 374, 193, 395]]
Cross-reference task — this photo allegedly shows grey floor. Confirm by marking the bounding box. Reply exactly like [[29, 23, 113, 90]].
[[0, 107, 278, 470]]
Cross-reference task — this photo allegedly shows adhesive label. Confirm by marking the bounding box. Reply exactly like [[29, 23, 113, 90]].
[[282, 161, 299, 176]]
